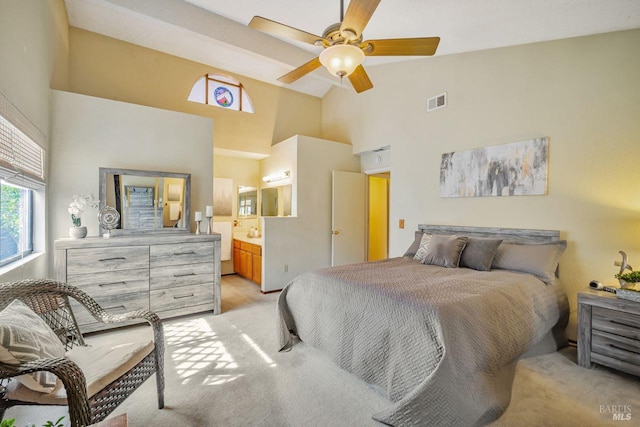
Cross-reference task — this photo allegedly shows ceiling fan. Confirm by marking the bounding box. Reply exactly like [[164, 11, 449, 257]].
[[249, 0, 440, 93]]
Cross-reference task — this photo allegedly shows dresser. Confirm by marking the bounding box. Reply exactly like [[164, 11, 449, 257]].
[[578, 288, 640, 376], [55, 233, 221, 333]]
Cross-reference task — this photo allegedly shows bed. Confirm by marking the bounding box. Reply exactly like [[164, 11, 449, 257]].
[[277, 225, 570, 426]]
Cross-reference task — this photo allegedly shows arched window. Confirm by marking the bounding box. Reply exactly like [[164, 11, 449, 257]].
[[188, 74, 254, 113]]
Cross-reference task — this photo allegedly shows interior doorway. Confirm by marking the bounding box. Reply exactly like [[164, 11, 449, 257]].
[[367, 173, 390, 261]]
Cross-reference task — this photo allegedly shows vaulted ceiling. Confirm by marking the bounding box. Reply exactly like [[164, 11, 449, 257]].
[[65, 0, 640, 97]]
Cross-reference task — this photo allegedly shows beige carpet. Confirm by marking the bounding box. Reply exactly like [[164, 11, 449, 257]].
[[6, 275, 639, 426]]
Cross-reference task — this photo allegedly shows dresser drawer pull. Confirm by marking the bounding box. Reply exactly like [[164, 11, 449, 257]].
[[609, 344, 640, 356], [104, 305, 126, 310], [98, 281, 126, 287], [611, 319, 639, 329], [174, 251, 196, 256], [174, 272, 196, 277], [173, 294, 194, 300], [99, 257, 126, 262]]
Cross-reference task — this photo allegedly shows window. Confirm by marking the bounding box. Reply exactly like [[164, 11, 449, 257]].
[[0, 91, 45, 268], [0, 183, 32, 266], [188, 74, 255, 113]]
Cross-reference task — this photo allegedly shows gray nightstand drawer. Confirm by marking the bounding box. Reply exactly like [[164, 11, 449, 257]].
[[592, 329, 640, 366], [592, 306, 640, 340]]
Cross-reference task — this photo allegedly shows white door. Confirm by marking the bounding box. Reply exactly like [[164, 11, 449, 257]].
[[332, 171, 366, 266]]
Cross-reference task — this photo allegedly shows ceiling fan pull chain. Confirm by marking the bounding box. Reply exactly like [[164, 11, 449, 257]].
[[340, 0, 344, 22]]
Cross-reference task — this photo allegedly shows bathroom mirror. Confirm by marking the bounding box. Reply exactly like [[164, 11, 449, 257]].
[[237, 186, 258, 217], [261, 185, 292, 217], [99, 167, 191, 235]]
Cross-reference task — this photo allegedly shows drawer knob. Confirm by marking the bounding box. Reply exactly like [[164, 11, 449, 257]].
[[173, 294, 194, 299], [99, 257, 126, 262], [174, 272, 196, 277], [174, 251, 196, 256]]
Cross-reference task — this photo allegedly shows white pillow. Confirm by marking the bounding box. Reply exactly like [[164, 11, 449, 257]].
[[0, 299, 65, 393]]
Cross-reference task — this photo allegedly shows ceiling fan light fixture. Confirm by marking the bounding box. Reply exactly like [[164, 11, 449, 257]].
[[319, 44, 364, 78]]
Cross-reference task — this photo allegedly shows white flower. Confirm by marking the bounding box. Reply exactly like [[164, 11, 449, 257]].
[[69, 194, 99, 226]]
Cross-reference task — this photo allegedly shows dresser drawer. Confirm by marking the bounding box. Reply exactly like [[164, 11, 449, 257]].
[[592, 329, 640, 367], [150, 283, 213, 312], [150, 242, 214, 267], [592, 306, 640, 340], [65, 268, 149, 295], [150, 262, 213, 290], [71, 291, 149, 326], [67, 246, 149, 275]]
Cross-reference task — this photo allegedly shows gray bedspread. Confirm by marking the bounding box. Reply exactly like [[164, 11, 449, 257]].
[[277, 257, 569, 426]]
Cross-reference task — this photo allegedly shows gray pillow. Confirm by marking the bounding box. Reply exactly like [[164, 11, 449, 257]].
[[414, 234, 468, 268], [403, 231, 424, 258], [0, 299, 65, 393], [491, 240, 567, 284], [459, 238, 503, 271]]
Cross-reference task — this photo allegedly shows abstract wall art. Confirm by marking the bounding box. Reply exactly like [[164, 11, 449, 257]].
[[439, 137, 548, 198], [213, 177, 233, 216]]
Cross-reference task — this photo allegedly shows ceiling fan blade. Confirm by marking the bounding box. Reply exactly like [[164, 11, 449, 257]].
[[348, 65, 373, 93], [340, 0, 381, 40], [278, 57, 322, 84], [249, 16, 323, 45], [363, 37, 440, 56]]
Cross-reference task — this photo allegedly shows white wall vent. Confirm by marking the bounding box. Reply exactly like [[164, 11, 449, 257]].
[[427, 93, 447, 112]]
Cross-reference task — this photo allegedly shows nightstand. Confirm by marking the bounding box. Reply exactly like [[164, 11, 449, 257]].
[[578, 288, 640, 376]]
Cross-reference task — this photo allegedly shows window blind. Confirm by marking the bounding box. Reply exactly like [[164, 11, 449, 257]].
[[0, 91, 45, 190]]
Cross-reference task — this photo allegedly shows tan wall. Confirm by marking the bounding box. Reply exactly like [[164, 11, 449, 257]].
[[0, 0, 69, 281], [321, 29, 640, 339], [67, 27, 322, 155], [49, 90, 214, 244]]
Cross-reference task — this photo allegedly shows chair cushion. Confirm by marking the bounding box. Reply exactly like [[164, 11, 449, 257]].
[[6, 336, 154, 404], [0, 299, 65, 393]]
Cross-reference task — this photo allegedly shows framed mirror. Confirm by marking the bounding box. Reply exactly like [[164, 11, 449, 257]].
[[261, 185, 292, 217], [237, 186, 258, 217], [99, 167, 191, 235]]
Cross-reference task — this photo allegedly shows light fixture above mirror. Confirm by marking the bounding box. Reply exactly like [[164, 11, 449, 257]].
[[262, 170, 290, 183]]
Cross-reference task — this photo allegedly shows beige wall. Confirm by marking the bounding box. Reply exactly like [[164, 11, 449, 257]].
[[262, 136, 360, 292], [322, 29, 640, 339], [0, 0, 69, 281], [49, 90, 214, 246], [67, 27, 322, 155]]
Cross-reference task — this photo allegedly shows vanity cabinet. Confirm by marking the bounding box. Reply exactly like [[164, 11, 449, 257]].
[[55, 233, 221, 333], [233, 239, 261, 286]]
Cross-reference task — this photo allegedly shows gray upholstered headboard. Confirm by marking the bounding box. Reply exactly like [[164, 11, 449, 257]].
[[417, 224, 560, 244]]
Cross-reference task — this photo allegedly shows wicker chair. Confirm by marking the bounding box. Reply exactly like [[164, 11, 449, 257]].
[[0, 279, 164, 426]]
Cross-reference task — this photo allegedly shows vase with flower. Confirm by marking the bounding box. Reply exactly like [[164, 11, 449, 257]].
[[68, 194, 99, 238]]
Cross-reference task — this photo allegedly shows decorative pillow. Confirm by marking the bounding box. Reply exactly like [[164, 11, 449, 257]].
[[0, 299, 65, 393], [403, 231, 424, 258], [414, 234, 468, 268], [459, 238, 503, 271], [491, 240, 567, 284]]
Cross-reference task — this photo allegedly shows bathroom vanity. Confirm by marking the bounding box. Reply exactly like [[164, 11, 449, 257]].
[[233, 235, 262, 286]]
